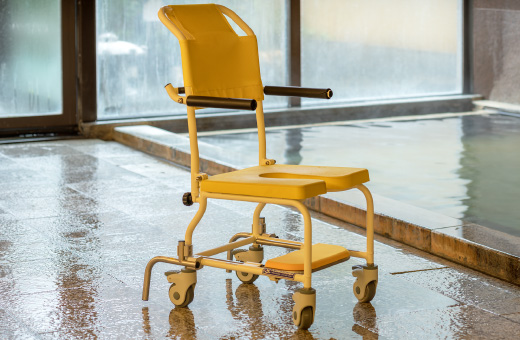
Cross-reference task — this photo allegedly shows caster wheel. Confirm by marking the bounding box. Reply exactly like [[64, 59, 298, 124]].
[[169, 284, 195, 307], [233, 249, 259, 284], [295, 306, 314, 330], [354, 281, 376, 303], [236, 270, 259, 284], [292, 288, 316, 330]]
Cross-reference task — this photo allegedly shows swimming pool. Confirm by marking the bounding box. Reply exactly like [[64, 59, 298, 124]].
[[198, 112, 520, 236]]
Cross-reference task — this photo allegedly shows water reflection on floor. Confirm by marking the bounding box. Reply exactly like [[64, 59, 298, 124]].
[[1, 139, 519, 338], [198, 113, 520, 236]]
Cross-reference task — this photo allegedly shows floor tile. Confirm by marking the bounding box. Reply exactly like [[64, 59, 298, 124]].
[[2, 139, 520, 339], [394, 267, 520, 315]]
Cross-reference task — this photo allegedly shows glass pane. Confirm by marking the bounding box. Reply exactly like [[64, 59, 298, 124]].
[[301, 0, 463, 105], [0, 0, 62, 117], [96, 0, 287, 120]]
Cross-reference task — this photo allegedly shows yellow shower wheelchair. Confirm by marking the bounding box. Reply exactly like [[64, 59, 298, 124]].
[[142, 4, 378, 330]]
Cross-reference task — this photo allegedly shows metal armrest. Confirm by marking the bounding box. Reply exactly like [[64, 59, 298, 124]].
[[186, 96, 257, 111], [165, 84, 256, 111], [264, 86, 333, 99]]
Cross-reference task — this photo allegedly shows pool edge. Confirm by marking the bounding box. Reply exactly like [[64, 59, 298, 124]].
[[112, 125, 520, 286]]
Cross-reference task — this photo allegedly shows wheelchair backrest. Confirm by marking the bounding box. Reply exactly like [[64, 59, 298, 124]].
[[161, 4, 264, 101]]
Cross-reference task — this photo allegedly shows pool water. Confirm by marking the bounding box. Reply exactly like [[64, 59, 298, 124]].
[[198, 113, 520, 236]]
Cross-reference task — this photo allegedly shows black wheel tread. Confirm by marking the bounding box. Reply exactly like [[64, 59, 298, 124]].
[[234, 249, 259, 284], [170, 284, 195, 308], [358, 281, 376, 303], [236, 271, 259, 284], [299, 306, 314, 330]]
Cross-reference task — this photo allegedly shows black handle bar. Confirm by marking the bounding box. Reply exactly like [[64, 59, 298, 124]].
[[264, 86, 333, 99], [186, 96, 257, 111]]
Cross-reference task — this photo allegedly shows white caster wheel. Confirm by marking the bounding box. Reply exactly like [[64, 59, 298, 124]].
[[169, 283, 195, 307], [166, 268, 197, 307], [352, 264, 378, 303], [292, 288, 316, 330], [354, 280, 376, 303], [236, 270, 259, 284], [233, 247, 262, 284], [295, 306, 314, 330]]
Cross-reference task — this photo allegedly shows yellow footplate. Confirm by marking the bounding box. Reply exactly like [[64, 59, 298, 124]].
[[265, 243, 350, 272]]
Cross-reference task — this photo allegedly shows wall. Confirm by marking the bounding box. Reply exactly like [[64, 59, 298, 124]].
[[473, 0, 520, 104]]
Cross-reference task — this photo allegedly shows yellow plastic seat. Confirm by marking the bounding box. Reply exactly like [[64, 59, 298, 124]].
[[201, 164, 369, 200], [265, 243, 350, 271]]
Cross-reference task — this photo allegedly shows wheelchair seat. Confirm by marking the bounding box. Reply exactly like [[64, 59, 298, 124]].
[[201, 164, 369, 200]]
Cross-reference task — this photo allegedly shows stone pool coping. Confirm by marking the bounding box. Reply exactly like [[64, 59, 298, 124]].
[[112, 124, 520, 286]]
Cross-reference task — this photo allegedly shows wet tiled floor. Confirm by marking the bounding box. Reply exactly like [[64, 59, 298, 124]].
[[1, 139, 519, 339]]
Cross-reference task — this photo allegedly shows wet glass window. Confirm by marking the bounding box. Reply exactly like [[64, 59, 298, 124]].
[[0, 0, 62, 117], [301, 0, 463, 105], [96, 0, 288, 120]]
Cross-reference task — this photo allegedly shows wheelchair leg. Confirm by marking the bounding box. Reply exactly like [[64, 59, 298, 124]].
[[292, 201, 316, 329], [252, 203, 266, 237], [356, 184, 374, 265], [142, 196, 207, 302], [297, 202, 313, 289], [352, 184, 378, 303], [184, 195, 208, 254]]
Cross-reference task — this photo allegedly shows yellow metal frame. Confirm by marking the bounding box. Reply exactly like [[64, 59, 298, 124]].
[[143, 87, 375, 293], [143, 5, 377, 322]]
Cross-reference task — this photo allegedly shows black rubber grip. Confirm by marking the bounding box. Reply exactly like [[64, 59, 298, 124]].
[[264, 86, 333, 99], [163, 84, 185, 94], [186, 96, 257, 111]]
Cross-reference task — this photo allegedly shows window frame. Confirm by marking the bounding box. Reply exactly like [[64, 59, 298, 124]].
[[85, 0, 470, 122], [1, 0, 472, 134], [0, 0, 77, 136]]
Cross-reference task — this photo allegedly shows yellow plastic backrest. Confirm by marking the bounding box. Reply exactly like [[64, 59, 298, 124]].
[[162, 4, 264, 101]]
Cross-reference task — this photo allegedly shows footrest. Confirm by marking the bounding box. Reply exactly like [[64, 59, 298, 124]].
[[264, 243, 350, 271]]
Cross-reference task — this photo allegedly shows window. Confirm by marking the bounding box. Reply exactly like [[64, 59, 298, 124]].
[[301, 0, 463, 105], [0, 0, 62, 117], [96, 0, 288, 120]]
